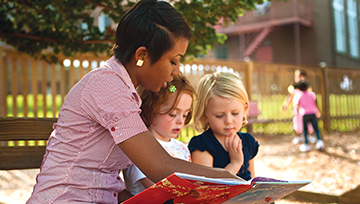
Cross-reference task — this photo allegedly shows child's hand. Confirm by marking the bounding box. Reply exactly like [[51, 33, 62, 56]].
[[224, 133, 244, 170]]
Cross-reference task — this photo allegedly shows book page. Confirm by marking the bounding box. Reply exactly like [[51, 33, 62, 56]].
[[223, 181, 311, 204], [175, 172, 248, 185], [251, 177, 287, 183]]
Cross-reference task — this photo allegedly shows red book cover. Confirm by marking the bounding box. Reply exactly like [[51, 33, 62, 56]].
[[122, 173, 252, 204], [122, 173, 311, 204]]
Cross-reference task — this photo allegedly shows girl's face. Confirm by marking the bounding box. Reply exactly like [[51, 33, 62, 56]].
[[149, 92, 192, 142], [203, 95, 246, 138], [139, 38, 188, 92]]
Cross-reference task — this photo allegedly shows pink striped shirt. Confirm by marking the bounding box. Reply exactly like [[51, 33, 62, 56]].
[[27, 57, 148, 204]]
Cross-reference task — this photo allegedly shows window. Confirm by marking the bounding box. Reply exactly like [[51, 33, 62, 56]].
[[81, 23, 89, 41], [255, 1, 271, 15], [333, 0, 346, 53], [347, 0, 359, 58], [215, 47, 228, 59], [98, 13, 111, 33]]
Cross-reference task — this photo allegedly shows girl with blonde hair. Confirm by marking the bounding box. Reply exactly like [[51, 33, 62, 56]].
[[188, 71, 259, 180]]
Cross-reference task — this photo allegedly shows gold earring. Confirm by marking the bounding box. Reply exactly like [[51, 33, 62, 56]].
[[136, 59, 144, 67]]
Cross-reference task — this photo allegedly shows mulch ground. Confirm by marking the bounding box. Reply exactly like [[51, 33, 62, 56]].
[[0, 131, 359, 204], [255, 131, 360, 203]]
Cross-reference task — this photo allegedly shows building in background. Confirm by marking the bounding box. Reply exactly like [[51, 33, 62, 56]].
[[205, 0, 360, 68]]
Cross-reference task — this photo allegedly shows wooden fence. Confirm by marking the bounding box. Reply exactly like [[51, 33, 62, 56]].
[[1, 46, 360, 137]]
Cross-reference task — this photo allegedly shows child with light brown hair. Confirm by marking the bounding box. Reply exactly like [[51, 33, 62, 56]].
[[123, 74, 196, 195]]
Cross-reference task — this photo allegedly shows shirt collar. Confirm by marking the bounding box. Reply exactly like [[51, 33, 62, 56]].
[[105, 56, 135, 90]]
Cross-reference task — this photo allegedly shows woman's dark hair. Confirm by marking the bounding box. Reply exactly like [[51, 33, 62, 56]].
[[111, 0, 192, 65], [138, 74, 196, 127]]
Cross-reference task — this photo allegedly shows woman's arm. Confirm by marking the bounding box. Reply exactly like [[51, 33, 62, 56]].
[[191, 149, 213, 167], [118, 131, 240, 183], [191, 149, 242, 175]]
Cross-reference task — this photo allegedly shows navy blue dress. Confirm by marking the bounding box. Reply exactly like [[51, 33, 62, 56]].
[[188, 129, 259, 180]]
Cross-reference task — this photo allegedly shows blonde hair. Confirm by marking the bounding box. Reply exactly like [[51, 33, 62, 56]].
[[193, 71, 249, 132]]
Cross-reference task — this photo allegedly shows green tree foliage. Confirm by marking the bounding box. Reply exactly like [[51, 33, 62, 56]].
[[0, 0, 269, 63]]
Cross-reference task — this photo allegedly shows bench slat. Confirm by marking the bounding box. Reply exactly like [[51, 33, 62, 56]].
[[0, 117, 57, 141], [0, 146, 47, 170]]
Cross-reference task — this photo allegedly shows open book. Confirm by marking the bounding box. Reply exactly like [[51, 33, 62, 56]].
[[122, 172, 311, 204]]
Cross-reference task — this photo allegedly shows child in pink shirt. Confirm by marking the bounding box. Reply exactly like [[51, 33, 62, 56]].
[[297, 81, 324, 152]]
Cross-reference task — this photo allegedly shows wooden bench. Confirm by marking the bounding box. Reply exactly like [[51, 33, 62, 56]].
[[0, 117, 57, 170], [245, 101, 275, 133], [247, 101, 275, 125]]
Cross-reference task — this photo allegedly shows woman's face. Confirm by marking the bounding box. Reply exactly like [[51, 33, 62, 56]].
[[139, 38, 188, 92]]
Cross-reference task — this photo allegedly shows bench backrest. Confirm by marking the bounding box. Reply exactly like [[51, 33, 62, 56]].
[[247, 101, 259, 118], [0, 117, 57, 170]]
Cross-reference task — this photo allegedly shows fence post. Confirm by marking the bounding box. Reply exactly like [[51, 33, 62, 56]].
[[0, 49, 7, 117], [21, 56, 29, 117], [244, 59, 253, 101], [245, 59, 254, 133], [320, 62, 330, 133]]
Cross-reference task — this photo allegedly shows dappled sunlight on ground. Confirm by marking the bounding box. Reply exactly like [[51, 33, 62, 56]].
[[255, 131, 360, 203], [0, 169, 38, 204]]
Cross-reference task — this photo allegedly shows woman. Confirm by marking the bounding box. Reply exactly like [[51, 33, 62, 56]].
[[27, 1, 238, 203]]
